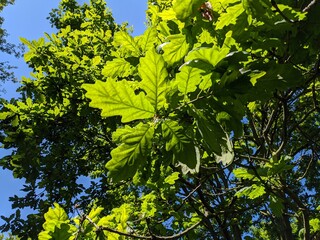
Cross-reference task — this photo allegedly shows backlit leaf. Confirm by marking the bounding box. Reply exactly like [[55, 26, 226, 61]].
[[139, 49, 168, 110], [185, 46, 229, 67], [215, 3, 244, 30], [236, 184, 266, 199], [164, 172, 180, 185], [106, 123, 154, 182], [138, 27, 158, 52], [173, 0, 203, 21], [113, 31, 141, 57], [44, 203, 68, 224], [102, 58, 133, 78], [162, 119, 189, 152], [233, 168, 256, 180], [162, 33, 191, 66], [83, 80, 155, 123], [162, 119, 198, 171], [175, 65, 203, 97]]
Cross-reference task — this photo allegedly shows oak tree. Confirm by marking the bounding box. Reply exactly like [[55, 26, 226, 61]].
[[0, 0, 320, 239]]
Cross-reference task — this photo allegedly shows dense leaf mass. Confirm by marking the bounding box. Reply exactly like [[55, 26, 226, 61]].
[[0, 0, 320, 239]]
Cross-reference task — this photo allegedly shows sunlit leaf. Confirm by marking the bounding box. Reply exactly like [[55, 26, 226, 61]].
[[215, 3, 244, 30], [162, 33, 192, 66], [175, 65, 203, 97], [113, 31, 141, 57], [43, 203, 68, 225], [164, 172, 180, 185], [139, 49, 168, 110], [185, 46, 229, 67], [236, 184, 266, 199], [173, 0, 203, 21], [214, 135, 234, 165], [138, 27, 158, 52], [102, 58, 133, 78], [83, 80, 155, 123], [106, 123, 154, 182]]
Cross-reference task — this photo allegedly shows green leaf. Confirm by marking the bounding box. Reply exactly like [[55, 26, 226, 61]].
[[236, 184, 266, 199], [83, 80, 155, 123], [233, 168, 256, 180], [43, 203, 68, 225], [92, 56, 102, 66], [88, 207, 104, 223], [0, 111, 12, 120], [173, 0, 203, 21], [19, 37, 33, 49], [164, 172, 180, 185], [102, 58, 133, 78], [38, 231, 52, 240], [113, 31, 141, 57], [141, 192, 158, 217], [215, 3, 244, 30], [51, 224, 73, 240], [310, 218, 320, 233], [175, 143, 200, 174], [106, 123, 154, 182], [214, 135, 234, 165], [243, 0, 273, 23], [249, 63, 303, 100], [175, 65, 204, 98], [139, 49, 168, 111], [185, 46, 229, 67], [162, 120, 198, 171], [193, 109, 225, 155], [138, 27, 158, 52], [40, 203, 75, 240], [269, 195, 284, 217], [162, 33, 191, 66], [199, 72, 216, 90], [162, 119, 189, 151]]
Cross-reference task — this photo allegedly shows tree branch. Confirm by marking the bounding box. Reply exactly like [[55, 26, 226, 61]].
[[303, 0, 319, 12], [85, 215, 202, 240], [272, 100, 288, 159], [271, 0, 295, 23]]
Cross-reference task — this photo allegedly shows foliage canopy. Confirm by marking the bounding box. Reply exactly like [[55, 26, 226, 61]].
[[0, 0, 320, 239]]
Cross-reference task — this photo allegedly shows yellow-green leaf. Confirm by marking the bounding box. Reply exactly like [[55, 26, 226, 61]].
[[162, 33, 191, 66], [164, 172, 180, 185], [173, 0, 203, 21], [83, 80, 155, 123], [139, 49, 168, 111], [114, 31, 141, 57], [102, 58, 133, 78], [106, 123, 154, 182]]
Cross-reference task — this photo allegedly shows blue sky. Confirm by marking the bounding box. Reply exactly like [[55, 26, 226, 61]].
[[0, 0, 147, 229]]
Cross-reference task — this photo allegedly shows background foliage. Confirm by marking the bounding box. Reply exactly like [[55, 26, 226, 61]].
[[0, 0, 320, 239], [0, 0, 23, 92]]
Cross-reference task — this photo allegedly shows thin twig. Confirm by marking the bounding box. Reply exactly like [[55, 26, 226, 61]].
[[303, 0, 319, 12], [272, 100, 288, 158], [297, 156, 314, 181]]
